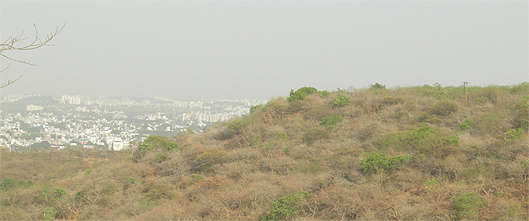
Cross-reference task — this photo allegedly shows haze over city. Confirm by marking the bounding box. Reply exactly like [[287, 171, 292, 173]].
[[1, 1, 527, 100]]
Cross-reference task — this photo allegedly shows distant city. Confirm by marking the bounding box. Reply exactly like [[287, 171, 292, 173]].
[[0, 94, 268, 151]]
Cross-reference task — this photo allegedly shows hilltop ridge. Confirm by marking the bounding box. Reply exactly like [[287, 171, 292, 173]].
[[1, 83, 528, 220]]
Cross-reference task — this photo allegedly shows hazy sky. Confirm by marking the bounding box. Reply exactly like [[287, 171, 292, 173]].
[[1, 1, 527, 100]]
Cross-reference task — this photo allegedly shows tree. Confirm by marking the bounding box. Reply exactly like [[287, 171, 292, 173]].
[[0, 23, 65, 89]]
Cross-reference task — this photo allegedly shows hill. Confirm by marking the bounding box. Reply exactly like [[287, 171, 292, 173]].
[[1, 83, 528, 220]]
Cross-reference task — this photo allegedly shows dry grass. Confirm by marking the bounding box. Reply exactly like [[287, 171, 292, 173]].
[[1, 84, 527, 220]]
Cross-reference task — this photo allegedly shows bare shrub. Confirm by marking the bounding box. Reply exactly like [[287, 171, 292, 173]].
[[302, 127, 330, 145]]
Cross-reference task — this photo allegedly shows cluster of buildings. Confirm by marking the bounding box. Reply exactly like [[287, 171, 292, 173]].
[[1, 95, 267, 152]]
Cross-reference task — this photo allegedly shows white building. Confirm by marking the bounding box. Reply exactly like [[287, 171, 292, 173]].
[[112, 137, 124, 151]]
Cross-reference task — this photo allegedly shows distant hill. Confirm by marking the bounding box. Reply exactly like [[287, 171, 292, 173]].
[[1, 83, 528, 220], [0, 96, 58, 113]]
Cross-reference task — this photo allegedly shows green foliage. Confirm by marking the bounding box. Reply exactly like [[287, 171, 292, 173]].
[[76, 187, 89, 202], [452, 192, 489, 219], [166, 141, 179, 151], [522, 159, 529, 167], [504, 128, 525, 143], [318, 90, 330, 97], [143, 184, 174, 200], [370, 83, 386, 90], [283, 147, 291, 155], [54, 188, 66, 198], [320, 115, 343, 129], [502, 203, 527, 220], [262, 190, 311, 220], [250, 104, 265, 114], [513, 95, 529, 128], [156, 152, 168, 163], [515, 95, 529, 109], [509, 82, 529, 94], [428, 99, 458, 116], [459, 119, 475, 131], [85, 168, 93, 175], [287, 87, 318, 102], [38, 184, 66, 205], [218, 116, 251, 140], [187, 174, 203, 184], [401, 124, 436, 149], [424, 178, 440, 187], [359, 152, 411, 173], [440, 135, 461, 146], [17, 180, 26, 188], [139, 135, 173, 152], [43, 207, 56, 220], [0, 178, 16, 192], [333, 94, 351, 107], [432, 82, 447, 98], [275, 133, 288, 141]]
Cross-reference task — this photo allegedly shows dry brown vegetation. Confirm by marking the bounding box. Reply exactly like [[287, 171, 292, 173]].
[[1, 83, 528, 220]]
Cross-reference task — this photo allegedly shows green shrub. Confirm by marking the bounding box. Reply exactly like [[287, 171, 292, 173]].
[[218, 116, 251, 140], [262, 190, 311, 220], [75, 187, 89, 202], [250, 104, 265, 114], [287, 87, 318, 102], [320, 115, 343, 129], [0, 178, 16, 192], [440, 135, 461, 146], [401, 124, 436, 149], [333, 94, 351, 107], [318, 90, 330, 97], [139, 135, 174, 152], [359, 152, 411, 173], [165, 141, 179, 151], [85, 168, 93, 175], [452, 192, 488, 219], [43, 207, 56, 220], [275, 133, 288, 141], [143, 184, 174, 200], [513, 95, 529, 129], [370, 83, 386, 90], [187, 174, 203, 184], [428, 99, 458, 116], [156, 152, 168, 162], [509, 82, 529, 94], [54, 188, 66, 198], [459, 119, 475, 131], [424, 178, 440, 187], [283, 147, 291, 155], [502, 203, 527, 220], [424, 178, 440, 191], [505, 128, 525, 143], [432, 82, 447, 98]]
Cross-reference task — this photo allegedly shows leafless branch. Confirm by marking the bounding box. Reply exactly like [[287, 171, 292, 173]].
[[0, 74, 23, 89], [0, 23, 65, 88]]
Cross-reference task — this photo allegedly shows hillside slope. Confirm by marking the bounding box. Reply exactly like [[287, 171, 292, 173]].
[[1, 83, 528, 220]]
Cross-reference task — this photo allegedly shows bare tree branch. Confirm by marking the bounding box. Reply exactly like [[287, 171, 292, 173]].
[[0, 74, 23, 89], [0, 23, 65, 88]]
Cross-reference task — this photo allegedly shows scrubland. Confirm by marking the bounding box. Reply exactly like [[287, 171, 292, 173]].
[[1, 83, 528, 220]]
